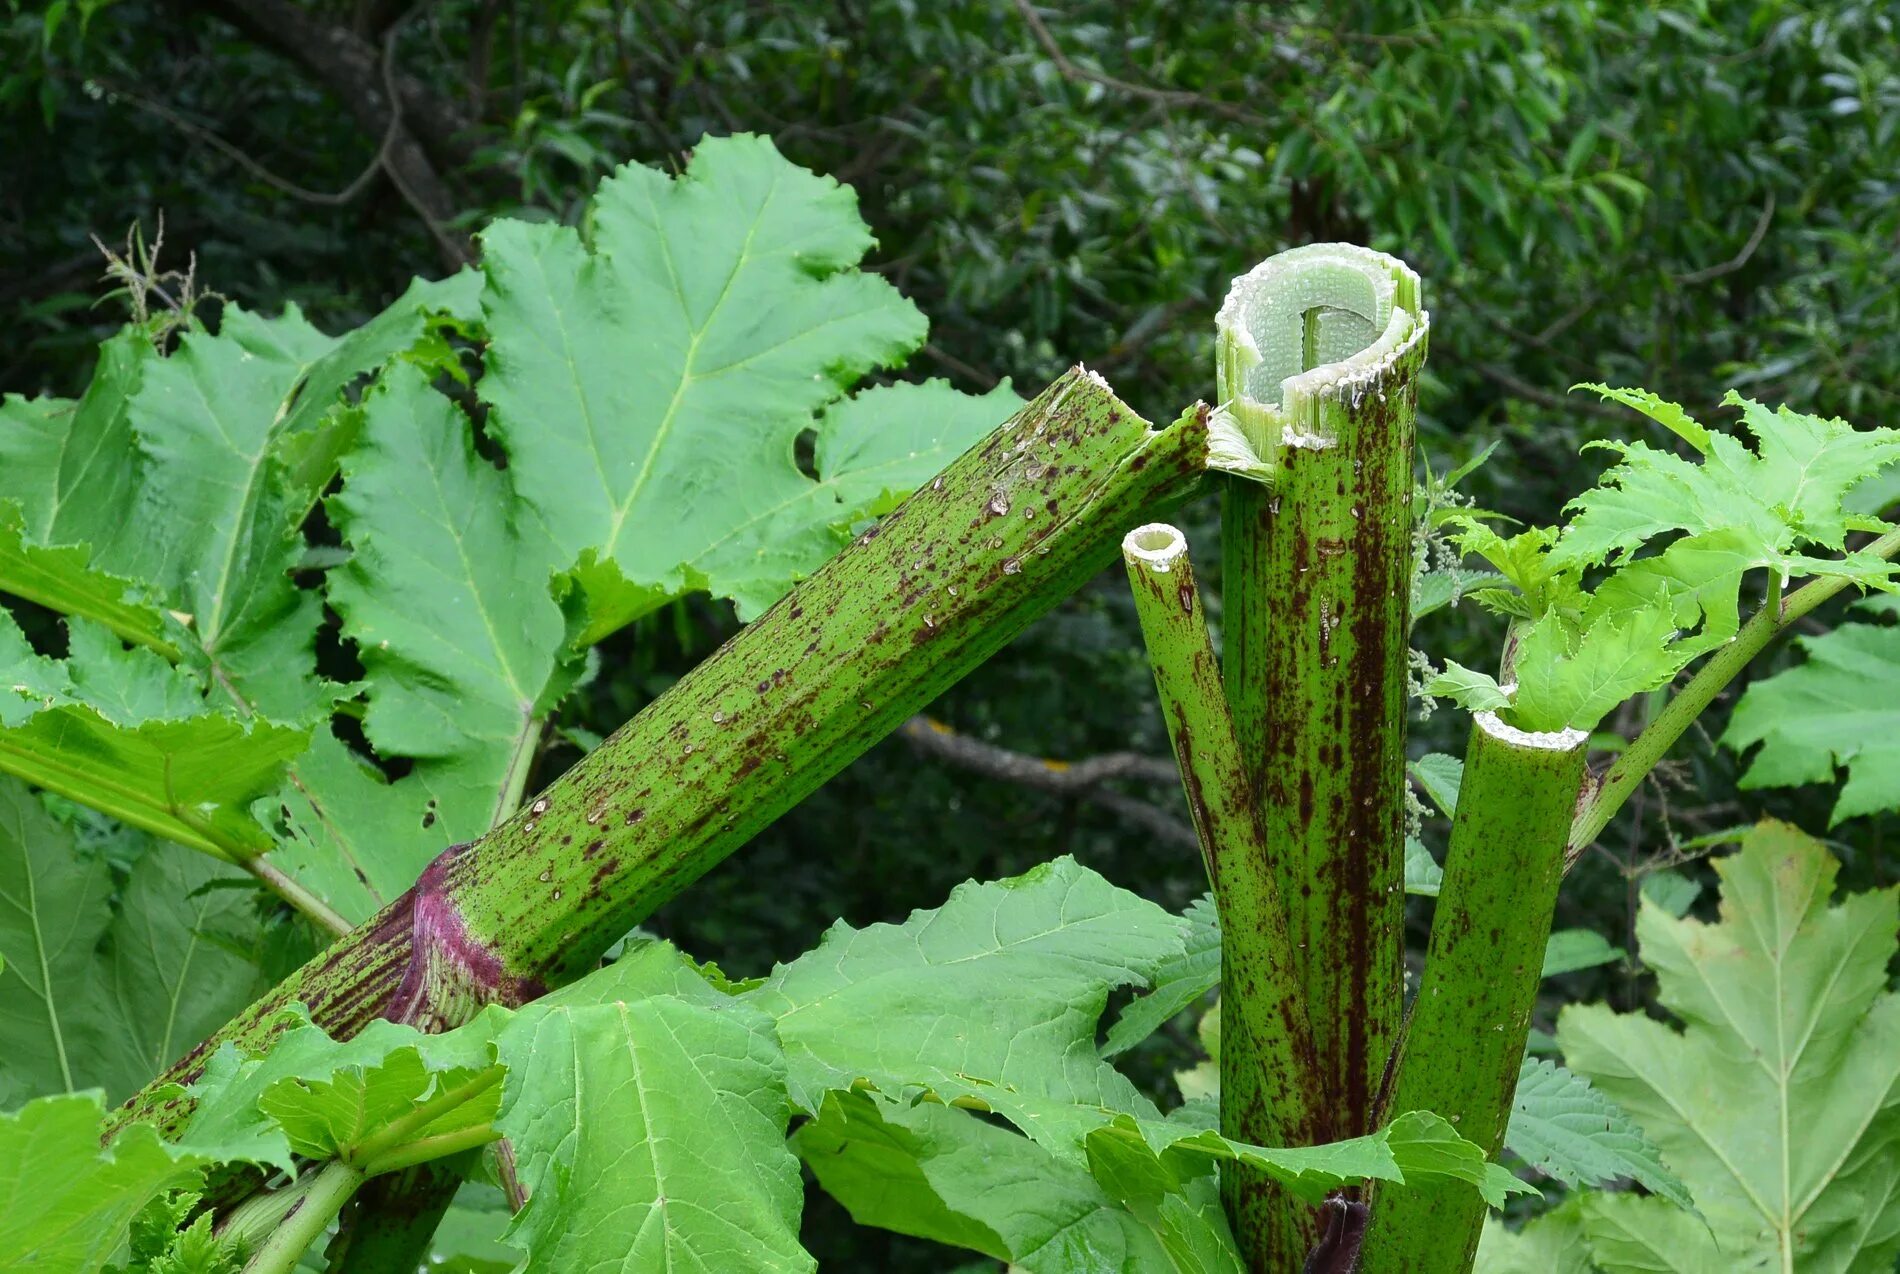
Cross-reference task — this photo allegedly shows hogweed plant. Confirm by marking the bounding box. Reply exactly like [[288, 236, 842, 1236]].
[[2, 135, 1898, 1273]]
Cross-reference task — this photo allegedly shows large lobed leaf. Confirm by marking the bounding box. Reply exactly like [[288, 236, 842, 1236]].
[[269, 134, 1016, 923], [1557, 820, 1900, 1271]]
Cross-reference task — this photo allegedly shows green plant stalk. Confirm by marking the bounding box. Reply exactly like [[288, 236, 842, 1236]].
[[1122, 523, 1324, 1270], [323, 1153, 485, 1274], [243, 1161, 365, 1274], [1213, 245, 1427, 1265], [1567, 527, 1900, 860], [112, 367, 1211, 1138], [1359, 708, 1589, 1273]]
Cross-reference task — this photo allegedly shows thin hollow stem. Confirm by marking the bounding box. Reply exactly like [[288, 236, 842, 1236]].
[[243, 1161, 365, 1274], [358, 1123, 501, 1177], [1121, 524, 1322, 1166], [243, 853, 352, 938], [1360, 708, 1589, 1273], [349, 1066, 504, 1166], [1567, 528, 1900, 859]]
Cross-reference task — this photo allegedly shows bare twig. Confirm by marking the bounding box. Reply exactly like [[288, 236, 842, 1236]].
[[93, 41, 402, 209], [1674, 194, 1775, 285]]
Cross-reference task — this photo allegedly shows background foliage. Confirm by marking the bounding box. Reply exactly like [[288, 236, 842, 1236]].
[[4, 0, 1898, 1266]]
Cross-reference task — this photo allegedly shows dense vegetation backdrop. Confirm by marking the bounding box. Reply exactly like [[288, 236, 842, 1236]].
[[5, 1, 1896, 1264]]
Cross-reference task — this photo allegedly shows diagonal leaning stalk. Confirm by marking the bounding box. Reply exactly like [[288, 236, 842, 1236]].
[[1213, 245, 1427, 1267], [1122, 523, 1325, 1270], [110, 367, 1211, 1138], [1358, 706, 1589, 1273]]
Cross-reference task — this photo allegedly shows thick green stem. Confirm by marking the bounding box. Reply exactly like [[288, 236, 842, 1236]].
[[1359, 708, 1589, 1273], [322, 1153, 483, 1274], [1123, 523, 1325, 1270], [243, 1161, 365, 1274], [1215, 245, 1427, 1266], [1567, 527, 1900, 860], [113, 368, 1211, 1138]]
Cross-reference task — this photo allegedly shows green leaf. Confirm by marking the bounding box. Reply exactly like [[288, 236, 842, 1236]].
[[287, 361, 575, 921], [0, 1093, 213, 1274], [92, 842, 264, 1103], [1404, 836, 1444, 897], [0, 332, 148, 577], [1639, 869, 1701, 918], [1541, 928, 1624, 977], [1577, 1192, 1729, 1272], [796, 1086, 1241, 1273], [1084, 1107, 1529, 1210], [257, 1048, 502, 1176], [0, 612, 306, 858], [1507, 606, 1684, 734], [1101, 894, 1219, 1059], [1475, 1195, 1594, 1274], [1409, 752, 1464, 816], [176, 1014, 494, 1174], [1503, 1058, 1692, 1209], [0, 502, 174, 657], [1557, 821, 1900, 1270], [1414, 568, 1505, 619], [1442, 389, 1900, 733], [477, 132, 1008, 630], [113, 306, 339, 721], [1725, 622, 1900, 824], [0, 777, 111, 1102], [491, 994, 812, 1272], [1426, 658, 1514, 714], [744, 855, 1187, 1147]]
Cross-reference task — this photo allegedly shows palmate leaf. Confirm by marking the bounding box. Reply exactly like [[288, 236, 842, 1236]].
[[492, 994, 810, 1272], [0, 334, 158, 646], [746, 855, 1187, 1148], [1557, 821, 1900, 1272], [163, 942, 810, 1272], [174, 1013, 498, 1175], [0, 780, 261, 1107], [1724, 621, 1900, 824], [1101, 894, 1220, 1059], [0, 777, 111, 1103], [478, 131, 1016, 632], [747, 857, 1518, 1264]]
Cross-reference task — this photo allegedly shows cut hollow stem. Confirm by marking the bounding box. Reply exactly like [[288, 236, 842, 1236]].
[[1121, 524, 1323, 1177], [1216, 243, 1428, 1268], [1359, 706, 1589, 1273]]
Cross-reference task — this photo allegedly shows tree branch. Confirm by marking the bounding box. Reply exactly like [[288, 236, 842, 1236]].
[[176, 0, 475, 268], [896, 714, 1197, 850]]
